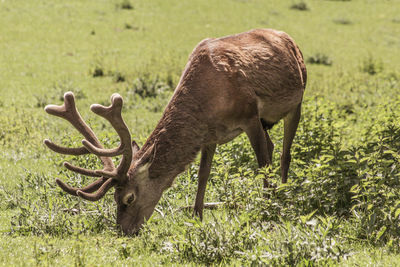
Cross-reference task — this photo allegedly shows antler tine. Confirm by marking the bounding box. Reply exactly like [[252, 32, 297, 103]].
[[55, 177, 109, 196], [76, 178, 116, 201], [44, 92, 114, 167], [43, 139, 89, 155], [44, 92, 116, 199], [82, 93, 133, 177], [63, 162, 102, 177], [44, 92, 112, 163], [45, 92, 96, 143], [44, 93, 91, 156]]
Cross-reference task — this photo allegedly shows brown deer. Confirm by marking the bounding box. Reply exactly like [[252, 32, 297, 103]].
[[44, 29, 306, 235]]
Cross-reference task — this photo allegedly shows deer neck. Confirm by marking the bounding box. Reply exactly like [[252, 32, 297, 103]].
[[138, 88, 207, 188]]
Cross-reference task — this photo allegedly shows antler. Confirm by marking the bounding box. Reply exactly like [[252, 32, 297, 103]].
[[82, 93, 133, 178], [44, 92, 133, 201]]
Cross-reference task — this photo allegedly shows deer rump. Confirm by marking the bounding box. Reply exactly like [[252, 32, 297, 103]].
[[44, 28, 306, 235]]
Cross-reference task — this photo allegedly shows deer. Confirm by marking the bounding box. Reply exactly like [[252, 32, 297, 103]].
[[44, 28, 307, 235]]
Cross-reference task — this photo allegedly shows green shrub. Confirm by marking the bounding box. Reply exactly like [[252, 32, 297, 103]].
[[111, 71, 126, 83], [116, 0, 134, 10], [290, 2, 309, 11], [361, 56, 384, 75], [307, 53, 333, 66], [172, 214, 347, 265], [92, 66, 104, 77], [127, 75, 172, 99], [348, 103, 400, 246]]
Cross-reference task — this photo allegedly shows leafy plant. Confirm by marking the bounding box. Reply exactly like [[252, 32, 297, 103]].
[[112, 71, 126, 83], [361, 56, 384, 75], [116, 0, 134, 10], [307, 53, 333, 66], [290, 2, 309, 11], [127, 75, 172, 99]]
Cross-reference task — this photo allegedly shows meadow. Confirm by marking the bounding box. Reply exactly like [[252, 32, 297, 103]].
[[1, 0, 400, 265]]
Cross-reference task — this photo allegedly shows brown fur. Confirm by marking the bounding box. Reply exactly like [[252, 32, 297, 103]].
[[117, 29, 306, 232], [47, 29, 307, 235], [137, 28, 306, 182]]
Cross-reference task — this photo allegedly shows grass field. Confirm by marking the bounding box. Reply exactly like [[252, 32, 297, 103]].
[[1, 0, 400, 265]]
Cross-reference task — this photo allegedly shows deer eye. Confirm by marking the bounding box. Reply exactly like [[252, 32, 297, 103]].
[[123, 192, 136, 206]]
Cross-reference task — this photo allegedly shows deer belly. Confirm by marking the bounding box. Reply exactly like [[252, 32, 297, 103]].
[[256, 94, 302, 123], [214, 126, 243, 144]]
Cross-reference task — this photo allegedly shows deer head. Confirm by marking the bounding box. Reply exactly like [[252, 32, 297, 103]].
[[44, 92, 162, 234]]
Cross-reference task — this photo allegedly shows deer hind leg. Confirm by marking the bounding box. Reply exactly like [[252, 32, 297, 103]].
[[260, 119, 275, 167], [194, 143, 216, 220], [245, 117, 273, 188], [281, 103, 302, 183]]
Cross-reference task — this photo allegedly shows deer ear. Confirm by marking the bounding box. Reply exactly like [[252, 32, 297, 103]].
[[131, 140, 140, 156], [136, 144, 156, 175]]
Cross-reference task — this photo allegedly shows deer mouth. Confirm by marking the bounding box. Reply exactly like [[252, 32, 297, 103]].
[[119, 204, 151, 235], [119, 201, 160, 235]]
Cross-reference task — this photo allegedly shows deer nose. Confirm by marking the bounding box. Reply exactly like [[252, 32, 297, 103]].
[[120, 223, 140, 236]]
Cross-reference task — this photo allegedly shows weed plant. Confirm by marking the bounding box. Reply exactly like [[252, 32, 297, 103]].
[[361, 57, 384, 75], [116, 0, 134, 10], [290, 2, 310, 11], [307, 53, 333, 66]]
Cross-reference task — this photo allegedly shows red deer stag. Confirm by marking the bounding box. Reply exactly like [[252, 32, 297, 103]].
[[44, 29, 306, 235]]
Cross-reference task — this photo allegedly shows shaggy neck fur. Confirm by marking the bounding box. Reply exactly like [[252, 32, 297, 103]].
[[135, 84, 208, 188]]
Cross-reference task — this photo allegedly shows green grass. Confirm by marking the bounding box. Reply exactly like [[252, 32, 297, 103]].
[[1, 0, 400, 265]]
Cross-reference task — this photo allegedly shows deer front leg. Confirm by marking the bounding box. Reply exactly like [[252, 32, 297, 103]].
[[244, 117, 272, 188], [194, 144, 216, 220]]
